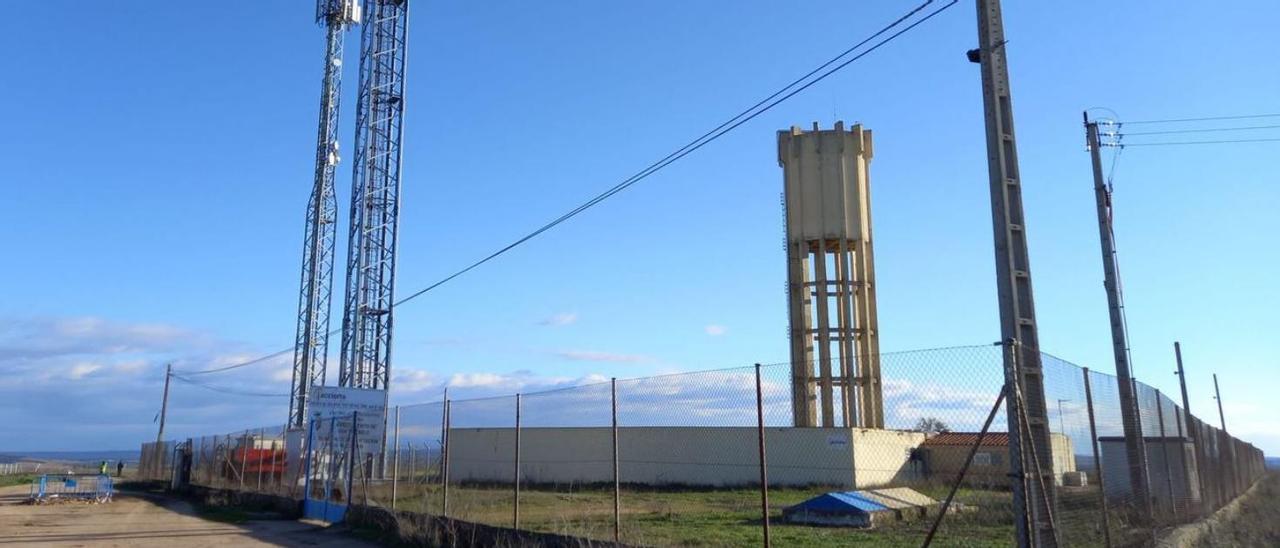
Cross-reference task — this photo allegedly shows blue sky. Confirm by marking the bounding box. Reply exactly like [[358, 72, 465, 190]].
[[0, 1, 1276, 454]]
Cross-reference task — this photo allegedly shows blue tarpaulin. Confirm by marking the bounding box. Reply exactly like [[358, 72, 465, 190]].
[[783, 488, 936, 527]]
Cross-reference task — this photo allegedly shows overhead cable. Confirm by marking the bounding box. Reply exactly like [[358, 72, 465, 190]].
[[170, 373, 290, 398], [1118, 113, 1280, 126], [1119, 124, 1280, 136], [1117, 137, 1280, 147], [176, 0, 958, 376]]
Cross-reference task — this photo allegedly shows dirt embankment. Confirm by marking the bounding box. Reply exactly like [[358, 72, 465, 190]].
[[1158, 472, 1280, 548]]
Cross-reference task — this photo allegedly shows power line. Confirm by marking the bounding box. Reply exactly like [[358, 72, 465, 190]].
[[181, 348, 293, 376], [1118, 113, 1280, 126], [1118, 137, 1280, 147], [177, 0, 958, 377], [170, 373, 290, 398], [1119, 124, 1280, 136], [389, 0, 957, 308]]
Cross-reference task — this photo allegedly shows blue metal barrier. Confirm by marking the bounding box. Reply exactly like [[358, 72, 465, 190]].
[[29, 474, 114, 502]]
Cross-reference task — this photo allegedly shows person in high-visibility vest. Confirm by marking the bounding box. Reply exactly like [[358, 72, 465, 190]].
[[99, 461, 108, 475]]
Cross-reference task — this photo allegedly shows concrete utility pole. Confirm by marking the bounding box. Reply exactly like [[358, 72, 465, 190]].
[[1173, 342, 1206, 515], [156, 363, 172, 444], [971, 0, 1057, 545], [1173, 343, 1192, 430], [1084, 113, 1152, 521], [1213, 374, 1226, 431]]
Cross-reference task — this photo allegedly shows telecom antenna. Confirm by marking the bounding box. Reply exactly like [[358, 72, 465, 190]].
[[288, 0, 361, 429], [338, 0, 409, 390]]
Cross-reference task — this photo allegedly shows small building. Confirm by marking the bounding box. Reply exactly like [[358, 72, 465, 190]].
[[919, 432, 1077, 487], [783, 488, 937, 527]]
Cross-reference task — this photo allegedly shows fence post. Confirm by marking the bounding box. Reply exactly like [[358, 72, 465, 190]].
[[346, 411, 358, 509], [612, 377, 621, 544], [238, 433, 248, 490], [303, 418, 316, 501], [256, 428, 265, 493], [514, 394, 521, 529], [392, 405, 401, 510], [754, 363, 770, 548], [1082, 367, 1113, 548], [271, 438, 280, 493], [1173, 401, 1188, 520], [442, 399, 451, 517], [1154, 391, 1176, 521]]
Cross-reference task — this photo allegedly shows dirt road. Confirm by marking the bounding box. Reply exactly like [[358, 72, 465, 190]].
[[0, 484, 377, 547]]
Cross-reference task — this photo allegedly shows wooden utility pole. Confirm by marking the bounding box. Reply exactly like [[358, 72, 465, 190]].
[[1084, 114, 1153, 521], [152, 363, 173, 476], [972, 1, 1057, 545], [156, 363, 172, 444]]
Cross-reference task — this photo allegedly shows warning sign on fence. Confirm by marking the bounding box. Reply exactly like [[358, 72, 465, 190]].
[[310, 386, 387, 453]]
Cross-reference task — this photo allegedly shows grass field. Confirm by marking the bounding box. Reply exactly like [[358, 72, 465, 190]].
[[0, 474, 35, 488], [384, 481, 1040, 547], [368, 478, 1141, 547]]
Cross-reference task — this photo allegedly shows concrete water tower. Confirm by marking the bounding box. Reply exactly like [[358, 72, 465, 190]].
[[779, 121, 883, 429]]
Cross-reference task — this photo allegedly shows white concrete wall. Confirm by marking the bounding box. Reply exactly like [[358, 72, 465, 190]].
[[448, 427, 926, 488]]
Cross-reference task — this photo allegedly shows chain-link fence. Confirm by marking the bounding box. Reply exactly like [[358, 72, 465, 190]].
[[143, 344, 1267, 546], [0, 462, 42, 475], [137, 440, 175, 482]]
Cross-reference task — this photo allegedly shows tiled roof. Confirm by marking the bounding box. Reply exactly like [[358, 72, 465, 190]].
[[920, 432, 1010, 447]]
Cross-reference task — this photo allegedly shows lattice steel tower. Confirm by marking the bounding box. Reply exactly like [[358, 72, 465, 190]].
[[338, 0, 409, 390], [288, 0, 361, 428]]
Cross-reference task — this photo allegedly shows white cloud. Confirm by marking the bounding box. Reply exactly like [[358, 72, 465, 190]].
[[555, 350, 651, 363], [704, 324, 728, 336], [113, 360, 148, 374], [0, 315, 204, 360], [448, 372, 508, 388], [67, 362, 102, 380], [395, 369, 437, 392], [0, 314, 293, 451], [270, 366, 294, 383], [538, 312, 578, 327]]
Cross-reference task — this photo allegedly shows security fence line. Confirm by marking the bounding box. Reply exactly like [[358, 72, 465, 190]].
[[138, 344, 1267, 547], [0, 462, 41, 475]]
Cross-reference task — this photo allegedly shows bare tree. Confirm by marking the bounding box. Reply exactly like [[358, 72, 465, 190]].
[[915, 417, 950, 434]]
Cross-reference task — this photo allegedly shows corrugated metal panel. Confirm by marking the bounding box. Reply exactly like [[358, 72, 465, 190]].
[[920, 432, 1011, 447]]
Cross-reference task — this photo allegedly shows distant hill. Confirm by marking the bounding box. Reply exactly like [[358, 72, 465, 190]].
[[1267, 456, 1279, 470], [0, 450, 138, 464]]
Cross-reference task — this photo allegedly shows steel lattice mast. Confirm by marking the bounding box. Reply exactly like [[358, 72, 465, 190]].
[[339, 0, 409, 390], [288, 0, 361, 428]]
